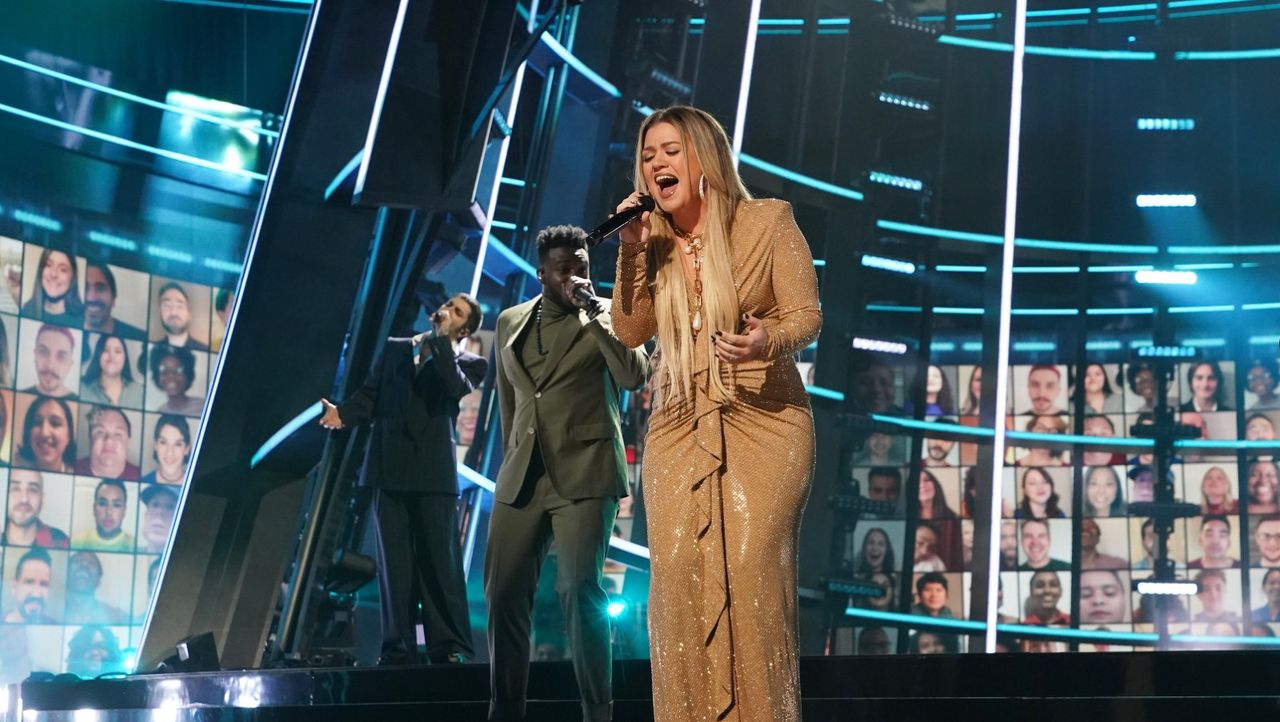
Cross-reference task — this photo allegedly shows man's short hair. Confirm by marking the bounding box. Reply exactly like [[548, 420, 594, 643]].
[[1021, 518, 1049, 535], [157, 282, 189, 302], [1194, 568, 1226, 586], [916, 572, 948, 595], [14, 547, 51, 579], [85, 261, 118, 297], [456, 293, 482, 336], [141, 484, 178, 506], [95, 479, 126, 501], [867, 467, 902, 484], [1201, 514, 1231, 533], [87, 405, 131, 437], [1263, 568, 1280, 586], [535, 225, 589, 263], [37, 324, 74, 347], [1257, 514, 1280, 528], [1028, 364, 1061, 379]]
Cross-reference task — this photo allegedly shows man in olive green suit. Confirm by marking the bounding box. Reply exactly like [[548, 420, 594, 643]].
[[486, 225, 648, 722]]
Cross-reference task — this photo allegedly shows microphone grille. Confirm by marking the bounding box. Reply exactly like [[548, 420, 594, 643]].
[[637, 195, 656, 211]]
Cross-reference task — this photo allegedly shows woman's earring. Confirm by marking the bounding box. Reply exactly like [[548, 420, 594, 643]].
[[698, 174, 707, 200]]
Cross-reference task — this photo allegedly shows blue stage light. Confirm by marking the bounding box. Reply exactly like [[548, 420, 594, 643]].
[[1136, 194, 1197, 207], [1137, 117, 1196, 131], [1135, 345, 1197, 359], [606, 600, 628, 618], [1134, 269, 1197, 285], [12, 209, 62, 232], [877, 92, 931, 111], [860, 254, 917, 274], [88, 231, 138, 251], [852, 337, 909, 355], [868, 171, 924, 191]]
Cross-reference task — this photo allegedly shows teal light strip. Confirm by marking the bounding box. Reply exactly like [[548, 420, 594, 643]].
[[1011, 309, 1078, 316], [759, 17, 805, 25], [1250, 335, 1280, 344], [203, 258, 244, 274], [1168, 243, 1280, 254], [12, 209, 62, 232], [541, 35, 622, 98], [491, 220, 518, 230], [1088, 265, 1155, 272], [1183, 337, 1227, 347], [934, 306, 983, 315], [878, 219, 1158, 254], [962, 342, 984, 352], [1244, 302, 1280, 311], [866, 304, 924, 313], [323, 150, 363, 201], [1012, 340, 1058, 350], [486, 236, 537, 279], [939, 34, 1157, 60], [1027, 18, 1091, 26], [806, 385, 845, 401], [1027, 7, 1092, 16], [250, 402, 323, 468], [1169, 304, 1235, 313], [1173, 262, 1235, 270], [1176, 439, 1280, 450], [739, 153, 864, 201], [1097, 14, 1158, 22], [1086, 340, 1123, 350], [1171, 1, 1280, 18], [935, 265, 986, 272], [871, 414, 995, 439], [499, 177, 526, 187], [1096, 3, 1158, 12], [162, 0, 311, 11], [817, 17, 852, 25], [148, 246, 195, 263], [1169, 0, 1262, 7], [1177, 47, 1280, 60], [0, 101, 268, 180], [87, 231, 138, 251], [1088, 307, 1155, 315], [813, 259, 827, 267], [1013, 266, 1081, 273], [0, 52, 281, 137], [877, 219, 1000, 245]]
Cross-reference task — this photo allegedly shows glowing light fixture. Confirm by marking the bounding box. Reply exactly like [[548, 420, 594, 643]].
[[860, 254, 917, 274], [1134, 269, 1198, 285], [1137, 117, 1196, 131], [852, 337, 909, 355], [1136, 194, 1197, 207]]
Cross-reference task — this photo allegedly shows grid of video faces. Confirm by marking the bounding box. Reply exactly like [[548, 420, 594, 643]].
[[842, 361, 1280, 654], [0, 237, 233, 680]]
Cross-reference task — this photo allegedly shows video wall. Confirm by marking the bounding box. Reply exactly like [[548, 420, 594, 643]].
[[0, 234, 232, 680], [841, 359, 1280, 654]]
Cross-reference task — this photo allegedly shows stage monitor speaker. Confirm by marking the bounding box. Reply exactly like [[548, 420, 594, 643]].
[[154, 632, 221, 673], [354, 0, 519, 210]]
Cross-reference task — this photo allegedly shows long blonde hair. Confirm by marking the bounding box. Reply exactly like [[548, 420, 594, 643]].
[[634, 106, 751, 402]]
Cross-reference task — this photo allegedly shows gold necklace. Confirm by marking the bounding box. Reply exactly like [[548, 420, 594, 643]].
[[676, 227, 704, 335]]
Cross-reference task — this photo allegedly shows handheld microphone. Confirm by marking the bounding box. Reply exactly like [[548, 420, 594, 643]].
[[585, 195, 656, 247], [572, 286, 604, 319]]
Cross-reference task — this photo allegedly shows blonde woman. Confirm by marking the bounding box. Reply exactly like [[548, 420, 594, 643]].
[[611, 106, 821, 721]]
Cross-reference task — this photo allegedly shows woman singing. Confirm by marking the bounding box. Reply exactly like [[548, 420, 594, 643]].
[[611, 106, 821, 721]]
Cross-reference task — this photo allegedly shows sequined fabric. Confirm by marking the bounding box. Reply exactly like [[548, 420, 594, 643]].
[[612, 199, 821, 722]]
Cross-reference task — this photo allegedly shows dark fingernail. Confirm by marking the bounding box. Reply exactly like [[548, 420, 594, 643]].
[[714, 330, 722, 336]]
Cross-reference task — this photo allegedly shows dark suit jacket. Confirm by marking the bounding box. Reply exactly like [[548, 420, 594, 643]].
[[338, 335, 487, 494], [493, 298, 648, 504]]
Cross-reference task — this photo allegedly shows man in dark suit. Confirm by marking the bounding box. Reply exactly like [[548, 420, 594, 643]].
[[320, 292, 485, 665], [486, 226, 648, 722]]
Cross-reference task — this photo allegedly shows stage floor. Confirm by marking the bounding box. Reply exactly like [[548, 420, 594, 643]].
[[12, 652, 1280, 721]]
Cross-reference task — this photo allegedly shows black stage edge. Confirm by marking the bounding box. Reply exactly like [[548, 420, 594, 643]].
[[15, 653, 1280, 721]]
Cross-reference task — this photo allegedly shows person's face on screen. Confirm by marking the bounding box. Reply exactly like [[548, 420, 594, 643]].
[[1029, 572, 1062, 614], [1133, 367, 1155, 403], [926, 366, 943, 395], [1080, 519, 1101, 551], [1256, 520, 1280, 564], [538, 246, 590, 311], [1246, 416, 1276, 441], [1022, 522, 1050, 566], [1181, 412, 1207, 440], [156, 354, 189, 398], [919, 581, 947, 612], [93, 484, 125, 538], [1199, 520, 1231, 562], [28, 399, 70, 470], [40, 252, 73, 300], [1132, 470, 1155, 503], [926, 437, 954, 462], [67, 552, 102, 595], [917, 473, 935, 507], [1250, 463, 1279, 505], [968, 366, 982, 405], [867, 573, 893, 610], [98, 337, 127, 380], [854, 365, 895, 413], [7, 470, 43, 527], [1198, 574, 1226, 614], [857, 627, 890, 655], [1202, 467, 1231, 506], [1026, 368, 1060, 414], [1141, 523, 1156, 559], [916, 632, 946, 654], [1082, 417, 1115, 465], [89, 410, 130, 477], [11, 559, 50, 621], [1080, 571, 1125, 623], [1000, 521, 1018, 566], [866, 433, 893, 460], [867, 473, 900, 504], [1084, 364, 1106, 394], [456, 391, 481, 447], [159, 288, 191, 337], [862, 530, 888, 570], [33, 329, 73, 394], [914, 526, 937, 563], [1264, 572, 1280, 605], [83, 266, 116, 327], [155, 424, 189, 479], [1191, 363, 1218, 405], [143, 493, 177, 548], [1086, 468, 1118, 514], [1023, 470, 1052, 508], [962, 521, 974, 562], [1248, 363, 1276, 399]]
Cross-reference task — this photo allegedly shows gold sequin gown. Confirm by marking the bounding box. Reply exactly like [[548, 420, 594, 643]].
[[611, 199, 821, 722]]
